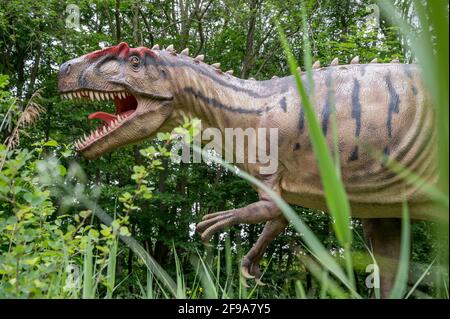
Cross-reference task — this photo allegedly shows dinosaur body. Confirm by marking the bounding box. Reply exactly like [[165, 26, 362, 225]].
[[58, 43, 440, 297]]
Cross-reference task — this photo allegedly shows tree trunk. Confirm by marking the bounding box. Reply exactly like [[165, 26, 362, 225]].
[[115, 0, 121, 42], [241, 0, 260, 78], [26, 41, 42, 100]]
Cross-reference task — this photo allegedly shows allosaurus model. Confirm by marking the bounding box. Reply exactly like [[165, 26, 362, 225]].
[[58, 42, 440, 297]]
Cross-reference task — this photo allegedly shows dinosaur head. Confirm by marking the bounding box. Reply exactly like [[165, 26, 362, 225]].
[[58, 42, 175, 159]]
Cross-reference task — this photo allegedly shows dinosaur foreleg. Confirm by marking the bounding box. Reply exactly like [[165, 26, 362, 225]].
[[362, 218, 402, 299], [241, 215, 288, 279], [196, 198, 282, 241]]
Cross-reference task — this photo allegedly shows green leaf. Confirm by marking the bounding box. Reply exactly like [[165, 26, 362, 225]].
[[43, 140, 58, 147]]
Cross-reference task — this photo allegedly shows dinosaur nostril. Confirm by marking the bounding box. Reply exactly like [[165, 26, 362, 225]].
[[65, 63, 71, 74]]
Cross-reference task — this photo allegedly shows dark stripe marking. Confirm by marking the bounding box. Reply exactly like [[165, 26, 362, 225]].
[[351, 79, 362, 137], [280, 97, 287, 112], [348, 80, 361, 159], [386, 73, 400, 138], [348, 146, 358, 161], [184, 87, 276, 115], [297, 79, 309, 134], [321, 73, 334, 135], [381, 146, 390, 165], [298, 107, 305, 133]]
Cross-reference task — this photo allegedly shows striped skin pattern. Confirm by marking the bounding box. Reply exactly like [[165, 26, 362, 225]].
[[58, 43, 440, 294]]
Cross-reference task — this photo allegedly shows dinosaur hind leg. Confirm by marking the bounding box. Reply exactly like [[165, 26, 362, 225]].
[[362, 218, 402, 299], [241, 216, 288, 280]]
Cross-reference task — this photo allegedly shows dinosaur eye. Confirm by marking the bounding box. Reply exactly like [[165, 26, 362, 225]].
[[130, 56, 140, 69]]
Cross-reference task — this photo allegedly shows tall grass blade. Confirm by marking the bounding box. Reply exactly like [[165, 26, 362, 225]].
[[389, 201, 411, 299], [82, 236, 94, 299], [405, 258, 436, 299], [295, 280, 306, 299], [146, 269, 154, 299], [105, 236, 118, 299], [173, 244, 186, 299]]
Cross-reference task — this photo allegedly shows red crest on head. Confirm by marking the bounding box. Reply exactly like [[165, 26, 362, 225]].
[[85, 42, 131, 60]]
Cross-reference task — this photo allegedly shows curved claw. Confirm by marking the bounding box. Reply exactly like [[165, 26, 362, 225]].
[[241, 266, 255, 279]]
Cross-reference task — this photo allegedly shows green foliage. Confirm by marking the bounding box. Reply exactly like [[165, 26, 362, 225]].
[[0, 141, 130, 298], [0, 0, 447, 299]]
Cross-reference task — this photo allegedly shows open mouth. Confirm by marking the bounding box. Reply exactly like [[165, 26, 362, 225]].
[[60, 89, 138, 151]]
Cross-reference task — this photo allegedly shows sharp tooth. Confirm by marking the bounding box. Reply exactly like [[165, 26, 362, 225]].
[[94, 92, 100, 100], [110, 93, 115, 99], [103, 126, 107, 134], [117, 115, 122, 121], [94, 131, 99, 138], [89, 91, 94, 100], [76, 92, 81, 98]]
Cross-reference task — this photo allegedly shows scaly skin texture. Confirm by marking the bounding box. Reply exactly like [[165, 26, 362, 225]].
[[58, 43, 441, 297]]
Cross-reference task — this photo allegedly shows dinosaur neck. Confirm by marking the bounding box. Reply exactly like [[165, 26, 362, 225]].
[[168, 57, 290, 132]]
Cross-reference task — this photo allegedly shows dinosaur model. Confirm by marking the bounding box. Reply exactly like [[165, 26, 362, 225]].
[[58, 42, 440, 298]]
